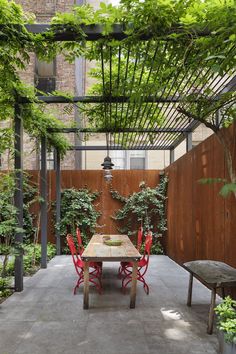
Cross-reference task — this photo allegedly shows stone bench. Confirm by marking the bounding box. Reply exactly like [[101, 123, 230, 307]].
[[183, 260, 236, 334]]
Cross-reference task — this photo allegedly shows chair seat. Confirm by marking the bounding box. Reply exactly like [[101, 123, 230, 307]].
[[120, 261, 131, 267], [90, 261, 102, 268], [76, 259, 102, 269], [120, 258, 148, 269]]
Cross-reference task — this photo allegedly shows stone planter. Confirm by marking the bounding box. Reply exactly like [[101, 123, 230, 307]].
[[219, 331, 236, 354]]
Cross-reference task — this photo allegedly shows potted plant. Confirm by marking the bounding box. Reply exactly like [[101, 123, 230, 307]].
[[215, 296, 236, 354]]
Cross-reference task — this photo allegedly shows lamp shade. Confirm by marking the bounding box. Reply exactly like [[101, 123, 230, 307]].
[[101, 156, 114, 170]]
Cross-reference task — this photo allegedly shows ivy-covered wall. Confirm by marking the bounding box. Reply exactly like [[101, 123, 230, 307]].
[[26, 169, 162, 243]]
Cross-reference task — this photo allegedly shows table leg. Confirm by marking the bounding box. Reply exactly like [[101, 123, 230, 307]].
[[187, 273, 193, 307], [83, 261, 89, 310], [130, 261, 138, 309], [207, 288, 216, 334]]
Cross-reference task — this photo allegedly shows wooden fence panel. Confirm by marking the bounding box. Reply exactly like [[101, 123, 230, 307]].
[[165, 124, 236, 270]]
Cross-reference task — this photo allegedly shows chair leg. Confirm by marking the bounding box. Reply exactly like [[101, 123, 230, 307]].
[[122, 275, 132, 293], [121, 271, 150, 295]]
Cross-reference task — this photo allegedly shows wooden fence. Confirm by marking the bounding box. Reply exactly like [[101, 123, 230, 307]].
[[165, 124, 236, 274]]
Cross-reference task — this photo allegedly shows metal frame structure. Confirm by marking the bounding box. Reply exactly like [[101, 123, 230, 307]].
[[11, 23, 236, 291]]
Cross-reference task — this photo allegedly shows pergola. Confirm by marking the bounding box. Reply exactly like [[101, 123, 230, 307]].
[[12, 23, 236, 291]]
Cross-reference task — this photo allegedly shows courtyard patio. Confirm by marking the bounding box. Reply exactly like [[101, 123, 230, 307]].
[[0, 255, 219, 354], [0, 1, 236, 354]]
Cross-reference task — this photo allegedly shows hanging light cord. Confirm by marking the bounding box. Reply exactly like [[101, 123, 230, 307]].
[[106, 132, 109, 156]]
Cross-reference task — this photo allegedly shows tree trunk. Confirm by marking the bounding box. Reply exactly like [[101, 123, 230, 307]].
[[216, 129, 236, 199]]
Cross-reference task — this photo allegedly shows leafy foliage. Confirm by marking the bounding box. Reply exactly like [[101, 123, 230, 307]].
[[111, 177, 168, 254], [215, 296, 236, 344], [0, 277, 12, 299], [58, 188, 101, 247], [0, 242, 56, 301], [0, 1, 71, 157], [23, 243, 56, 275], [0, 172, 40, 277], [0, 0, 235, 164], [199, 178, 236, 198]]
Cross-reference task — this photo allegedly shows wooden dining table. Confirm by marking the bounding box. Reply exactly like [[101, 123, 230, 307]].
[[81, 234, 141, 309]]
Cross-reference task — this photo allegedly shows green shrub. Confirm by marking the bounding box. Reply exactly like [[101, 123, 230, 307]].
[[0, 277, 12, 298], [215, 296, 236, 344], [111, 178, 168, 254], [58, 188, 100, 250]]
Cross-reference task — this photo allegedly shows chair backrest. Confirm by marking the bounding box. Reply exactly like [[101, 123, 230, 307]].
[[66, 234, 82, 275], [76, 227, 84, 255], [139, 231, 152, 274], [144, 231, 153, 255], [137, 226, 143, 252]]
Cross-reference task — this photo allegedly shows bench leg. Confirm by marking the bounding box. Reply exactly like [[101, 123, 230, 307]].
[[207, 288, 216, 334], [187, 273, 193, 306]]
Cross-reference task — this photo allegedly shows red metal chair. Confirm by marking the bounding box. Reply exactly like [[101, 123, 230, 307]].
[[137, 226, 143, 252], [76, 227, 85, 255], [66, 234, 102, 294], [121, 231, 153, 294], [118, 226, 143, 278], [76, 227, 102, 271]]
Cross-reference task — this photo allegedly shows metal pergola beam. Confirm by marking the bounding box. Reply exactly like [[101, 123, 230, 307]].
[[19, 95, 213, 104], [69, 145, 169, 151], [186, 132, 193, 152], [170, 149, 175, 164], [49, 127, 192, 133], [14, 103, 24, 292], [40, 136, 48, 269], [171, 120, 201, 149], [23, 24, 211, 41]]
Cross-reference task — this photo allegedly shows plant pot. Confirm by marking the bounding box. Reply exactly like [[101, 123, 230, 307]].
[[218, 330, 236, 354]]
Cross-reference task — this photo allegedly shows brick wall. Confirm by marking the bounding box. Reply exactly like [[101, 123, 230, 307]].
[[12, 0, 77, 170]]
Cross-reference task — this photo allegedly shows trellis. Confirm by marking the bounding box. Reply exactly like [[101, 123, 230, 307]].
[[11, 23, 236, 291]]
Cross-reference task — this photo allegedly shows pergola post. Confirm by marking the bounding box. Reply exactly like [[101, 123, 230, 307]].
[[215, 110, 220, 127], [170, 149, 175, 164], [55, 148, 61, 255], [40, 136, 47, 268], [14, 102, 24, 292], [186, 132, 193, 152]]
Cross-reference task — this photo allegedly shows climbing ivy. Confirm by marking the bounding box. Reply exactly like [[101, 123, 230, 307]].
[[58, 188, 101, 248], [110, 176, 168, 254]]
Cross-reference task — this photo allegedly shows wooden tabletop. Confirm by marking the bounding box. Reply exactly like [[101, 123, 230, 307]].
[[81, 234, 141, 262], [183, 260, 236, 287]]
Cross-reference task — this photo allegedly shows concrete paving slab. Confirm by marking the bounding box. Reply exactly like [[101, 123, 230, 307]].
[[0, 255, 220, 354]]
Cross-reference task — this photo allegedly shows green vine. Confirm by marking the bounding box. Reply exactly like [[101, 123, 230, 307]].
[[57, 188, 101, 250], [215, 296, 236, 344], [110, 176, 168, 254]]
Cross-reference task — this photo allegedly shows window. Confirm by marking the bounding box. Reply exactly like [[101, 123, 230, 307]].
[[110, 150, 126, 170], [129, 150, 146, 170], [46, 151, 55, 170], [39, 150, 55, 170], [110, 150, 147, 170], [35, 58, 56, 94]]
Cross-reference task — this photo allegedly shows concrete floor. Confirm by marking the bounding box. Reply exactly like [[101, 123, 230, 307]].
[[0, 255, 220, 354]]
